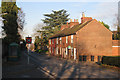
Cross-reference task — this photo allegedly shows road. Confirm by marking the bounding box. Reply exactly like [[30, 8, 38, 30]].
[[2, 50, 120, 79], [28, 50, 120, 79]]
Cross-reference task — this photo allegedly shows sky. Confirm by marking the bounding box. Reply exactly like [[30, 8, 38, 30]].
[[0, 0, 119, 42]]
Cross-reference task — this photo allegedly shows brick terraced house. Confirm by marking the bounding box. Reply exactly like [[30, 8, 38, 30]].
[[49, 13, 120, 62]]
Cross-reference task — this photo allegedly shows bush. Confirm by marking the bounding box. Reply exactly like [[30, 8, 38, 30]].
[[102, 56, 120, 67]]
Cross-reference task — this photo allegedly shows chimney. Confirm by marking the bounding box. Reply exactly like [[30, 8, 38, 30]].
[[70, 19, 79, 28], [61, 22, 69, 30], [76, 19, 78, 22], [70, 19, 72, 22], [81, 13, 92, 23], [74, 19, 76, 22], [82, 12, 85, 17], [61, 25, 65, 30]]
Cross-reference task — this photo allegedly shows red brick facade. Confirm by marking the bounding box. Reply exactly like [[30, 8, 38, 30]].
[[49, 16, 120, 62], [112, 40, 120, 56]]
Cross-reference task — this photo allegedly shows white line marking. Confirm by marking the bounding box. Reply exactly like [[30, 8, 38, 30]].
[[37, 67, 55, 79]]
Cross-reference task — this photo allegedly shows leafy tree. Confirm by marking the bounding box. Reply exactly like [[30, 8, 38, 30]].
[[1, 2, 20, 44], [99, 21, 110, 30], [117, 26, 120, 40], [1, 1, 25, 58], [41, 9, 69, 38]]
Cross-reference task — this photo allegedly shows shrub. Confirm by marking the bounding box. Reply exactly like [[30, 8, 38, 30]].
[[102, 56, 120, 67]]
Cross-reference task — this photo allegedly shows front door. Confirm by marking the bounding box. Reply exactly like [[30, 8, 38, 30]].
[[74, 48, 76, 60]]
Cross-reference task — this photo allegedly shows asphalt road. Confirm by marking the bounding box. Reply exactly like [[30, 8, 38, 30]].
[[2, 50, 120, 79]]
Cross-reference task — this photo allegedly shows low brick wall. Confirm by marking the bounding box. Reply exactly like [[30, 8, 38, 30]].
[[112, 40, 120, 56]]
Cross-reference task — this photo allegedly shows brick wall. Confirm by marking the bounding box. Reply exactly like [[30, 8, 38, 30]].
[[76, 19, 112, 62], [112, 40, 120, 56]]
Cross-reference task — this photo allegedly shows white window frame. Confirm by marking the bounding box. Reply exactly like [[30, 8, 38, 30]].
[[74, 48, 76, 60], [60, 37, 62, 44], [71, 35, 73, 43], [66, 36, 68, 43], [50, 39, 51, 44]]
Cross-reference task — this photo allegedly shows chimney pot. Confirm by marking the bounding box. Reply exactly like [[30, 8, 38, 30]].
[[74, 19, 75, 22], [82, 12, 85, 17], [76, 19, 78, 22]]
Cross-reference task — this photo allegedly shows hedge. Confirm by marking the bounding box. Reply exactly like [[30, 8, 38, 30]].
[[102, 56, 120, 67]]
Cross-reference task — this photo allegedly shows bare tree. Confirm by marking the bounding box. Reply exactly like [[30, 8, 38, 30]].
[[32, 23, 45, 38]]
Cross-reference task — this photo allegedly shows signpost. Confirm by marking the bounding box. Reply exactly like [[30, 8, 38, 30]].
[[26, 37, 32, 44], [26, 36, 32, 64]]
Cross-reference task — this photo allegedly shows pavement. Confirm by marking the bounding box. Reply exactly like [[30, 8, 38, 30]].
[[28, 51, 120, 79], [2, 50, 50, 79]]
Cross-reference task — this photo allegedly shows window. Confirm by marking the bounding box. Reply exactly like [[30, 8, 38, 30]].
[[74, 48, 76, 60], [52, 39, 54, 44], [49, 47, 51, 54], [56, 47, 58, 54], [91, 56, 94, 61], [56, 38, 58, 44], [79, 56, 82, 61], [49, 39, 51, 44], [52, 47, 54, 54], [60, 47, 61, 55], [60, 37, 62, 44], [66, 47, 68, 55], [66, 36, 68, 43], [71, 35, 73, 43], [83, 55, 87, 61]]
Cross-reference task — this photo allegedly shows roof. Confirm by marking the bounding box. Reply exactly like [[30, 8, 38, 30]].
[[10, 42, 19, 46], [49, 20, 92, 39]]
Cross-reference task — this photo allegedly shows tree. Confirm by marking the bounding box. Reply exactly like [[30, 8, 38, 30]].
[[99, 21, 110, 30], [17, 8, 25, 31], [41, 9, 70, 38], [1, 2, 19, 44], [117, 26, 120, 40], [1, 1, 25, 44], [1, 1, 25, 58]]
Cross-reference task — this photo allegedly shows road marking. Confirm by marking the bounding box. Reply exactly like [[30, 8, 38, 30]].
[[37, 67, 55, 79]]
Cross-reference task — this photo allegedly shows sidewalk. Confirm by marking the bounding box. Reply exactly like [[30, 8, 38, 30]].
[[2, 50, 49, 78], [29, 51, 120, 78]]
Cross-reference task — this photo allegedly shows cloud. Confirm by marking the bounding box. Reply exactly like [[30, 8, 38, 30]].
[[88, 2, 118, 30]]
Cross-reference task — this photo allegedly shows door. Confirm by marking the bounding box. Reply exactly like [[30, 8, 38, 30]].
[[74, 48, 76, 60]]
